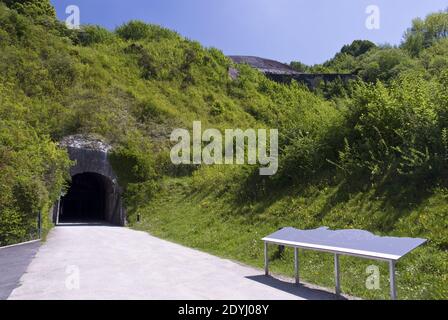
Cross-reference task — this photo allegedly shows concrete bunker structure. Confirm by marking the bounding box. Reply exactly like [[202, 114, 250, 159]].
[[53, 135, 125, 226], [228, 56, 355, 89]]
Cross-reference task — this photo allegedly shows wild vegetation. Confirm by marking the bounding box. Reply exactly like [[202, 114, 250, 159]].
[[0, 1, 446, 298]]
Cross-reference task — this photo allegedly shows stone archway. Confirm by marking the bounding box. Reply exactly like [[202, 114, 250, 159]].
[[53, 135, 125, 226]]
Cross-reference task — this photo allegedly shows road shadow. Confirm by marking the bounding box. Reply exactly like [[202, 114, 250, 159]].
[[0, 241, 40, 300], [56, 220, 120, 227], [246, 275, 346, 300]]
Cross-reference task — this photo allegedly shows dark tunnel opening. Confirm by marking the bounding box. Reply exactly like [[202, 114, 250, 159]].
[[60, 172, 112, 223]]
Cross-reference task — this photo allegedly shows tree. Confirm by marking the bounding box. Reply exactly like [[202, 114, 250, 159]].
[[318, 40, 376, 73], [403, 10, 448, 56], [290, 61, 309, 72], [359, 48, 415, 83], [340, 40, 377, 57]]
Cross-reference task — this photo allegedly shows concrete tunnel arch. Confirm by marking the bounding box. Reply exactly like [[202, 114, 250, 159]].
[[53, 135, 125, 226]]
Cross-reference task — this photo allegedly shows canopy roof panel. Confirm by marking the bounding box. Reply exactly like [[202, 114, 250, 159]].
[[262, 227, 426, 261]]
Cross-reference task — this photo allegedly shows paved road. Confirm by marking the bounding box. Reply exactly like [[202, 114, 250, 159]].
[[0, 241, 40, 300], [6, 225, 339, 300]]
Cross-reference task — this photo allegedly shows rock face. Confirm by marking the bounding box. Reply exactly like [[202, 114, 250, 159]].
[[228, 55, 355, 89], [59, 135, 115, 180], [53, 135, 125, 226]]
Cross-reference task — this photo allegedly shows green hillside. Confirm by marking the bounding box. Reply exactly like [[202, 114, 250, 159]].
[[0, 1, 447, 299]]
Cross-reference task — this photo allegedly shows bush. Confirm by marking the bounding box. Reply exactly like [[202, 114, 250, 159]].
[[108, 132, 156, 187], [75, 25, 115, 46], [340, 40, 377, 57], [116, 20, 177, 42], [333, 73, 442, 182], [116, 20, 150, 41]]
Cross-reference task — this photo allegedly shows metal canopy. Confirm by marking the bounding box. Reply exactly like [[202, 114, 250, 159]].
[[263, 227, 426, 261], [262, 227, 427, 300]]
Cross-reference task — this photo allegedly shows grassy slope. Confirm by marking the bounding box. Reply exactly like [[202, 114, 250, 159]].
[[131, 169, 448, 300]]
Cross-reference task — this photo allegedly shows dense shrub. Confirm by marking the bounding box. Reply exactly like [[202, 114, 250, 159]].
[[332, 72, 445, 183], [108, 132, 159, 222], [0, 120, 70, 245], [116, 20, 178, 41], [75, 25, 115, 46], [340, 40, 377, 57], [2, 0, 55, 17], [358, 48, 417, 83], [108, 132, 156, 187]]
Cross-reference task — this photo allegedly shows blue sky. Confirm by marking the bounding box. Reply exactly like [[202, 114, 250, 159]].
[[51, 0, 447, 65]]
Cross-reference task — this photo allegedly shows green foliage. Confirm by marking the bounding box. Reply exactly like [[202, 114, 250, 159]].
[[332, 72, 445, 183], [419, 38, 448, 76], [402, 10, 448, 56], [358, 48, 417, 83], [109, 132, 158, 222], [340, 40, 377, 57], [116, 20, 150, 41], [316, 11, 448, 84], [116, 20, 178, 41], [2, 0, 55, 17], [109, 132, 156, 187], [74, 25, 115, 46], [323, 52, 358, 73], [0, 119, 71, 245], [289, 61, 309, 72], [318, 40, 377, 74]]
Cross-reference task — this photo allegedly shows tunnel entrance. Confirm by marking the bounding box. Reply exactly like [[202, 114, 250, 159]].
[[54, 135, 126, 226], [59, 173, 111, 223]]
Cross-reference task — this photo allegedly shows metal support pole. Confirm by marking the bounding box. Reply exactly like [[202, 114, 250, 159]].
[[389, 260, 397, 300], [37, 211, 42, 240], [56, 199, 61, 226], [294, 247, 300, 285], [264, 242, 269, 276], [334, 254, 341, 296]]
